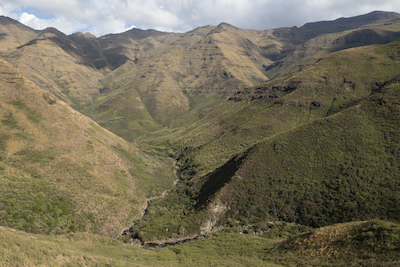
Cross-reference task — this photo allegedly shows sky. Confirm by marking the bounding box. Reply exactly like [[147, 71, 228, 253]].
[[0, 0, 400, 37]]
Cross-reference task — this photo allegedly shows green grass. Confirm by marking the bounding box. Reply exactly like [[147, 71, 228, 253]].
[[0, 174, 82, 234], [111, 145, 177, 198], [1, 112, 18, 127], [8, 98, 43, 123], [0, 225, 282, 266], [1, 220, 400, 266]]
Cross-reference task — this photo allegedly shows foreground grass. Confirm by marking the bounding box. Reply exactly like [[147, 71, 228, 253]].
[[2, 220, 400, 266], [0, 226, 281, 267]]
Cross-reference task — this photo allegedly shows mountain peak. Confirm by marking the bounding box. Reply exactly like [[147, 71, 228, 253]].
[[216, 22, 238, 30], [39, 27, 67, 38], [69, 31, 97, 39], [83, 32, 96, 38]]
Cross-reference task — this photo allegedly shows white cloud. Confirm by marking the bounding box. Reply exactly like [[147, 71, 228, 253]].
[[18, 12, 86, 34], [0, 2, 20, 20], [19, 12, 42, 28], [0, 0, 400, 36]]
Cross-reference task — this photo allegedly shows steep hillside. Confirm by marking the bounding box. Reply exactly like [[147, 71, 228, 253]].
[[131, 38, 400, 241], [0, 58, 176, 236], [98, 28, 176, 70], [69, 31, 113, 71]]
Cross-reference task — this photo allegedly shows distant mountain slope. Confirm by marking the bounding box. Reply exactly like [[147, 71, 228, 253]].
[[80, 11, 400, 140], [82, 22, 274, 140], [69, 31, 113, 71], [1, 12, 399, 141], [301, 10, 400, 36], [0, 58, 176, 236], [265, 11, 400, 77]]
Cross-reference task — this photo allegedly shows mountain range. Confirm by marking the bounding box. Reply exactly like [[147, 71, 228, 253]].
[[1, 10, 400, 266]]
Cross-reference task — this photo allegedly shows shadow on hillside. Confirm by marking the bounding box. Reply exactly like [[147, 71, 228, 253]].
[[194, 154, 244, 209]]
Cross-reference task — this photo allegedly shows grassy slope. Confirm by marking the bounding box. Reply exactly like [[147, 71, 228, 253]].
[[220, 77, 400, 227], [0, 58, 176, 236], [0, 225, 281, 267], [133, 39, 400, 240], [1, 220, 400, 266], [275, 220, 400, 266]]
